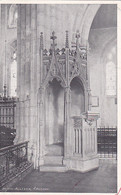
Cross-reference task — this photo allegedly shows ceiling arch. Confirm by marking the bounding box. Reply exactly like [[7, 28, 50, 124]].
[[79, 4, 101, 45]]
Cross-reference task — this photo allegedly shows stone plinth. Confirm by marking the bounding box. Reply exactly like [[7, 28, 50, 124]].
[[63, 112, 100, 172]]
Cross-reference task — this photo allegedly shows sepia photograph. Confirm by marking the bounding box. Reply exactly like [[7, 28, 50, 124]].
[[0, 1, 119, 193]]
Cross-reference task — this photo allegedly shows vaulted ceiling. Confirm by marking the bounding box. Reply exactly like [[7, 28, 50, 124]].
[[91, 4, 117, 29]]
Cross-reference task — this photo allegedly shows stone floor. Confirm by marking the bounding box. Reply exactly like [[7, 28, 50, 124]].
[[7, 159, 117, 193]]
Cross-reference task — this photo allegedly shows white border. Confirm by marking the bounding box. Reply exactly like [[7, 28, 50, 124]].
[[0, 1, 120, 195]]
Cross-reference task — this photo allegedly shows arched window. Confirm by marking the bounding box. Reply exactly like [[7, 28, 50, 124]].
[[105, 46, 116, 96], [106, 61, 116, 96]]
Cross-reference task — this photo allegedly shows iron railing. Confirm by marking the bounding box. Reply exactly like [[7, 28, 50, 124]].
[[0, 97, 16, 129], [97, 127, 117, 159], [0, 127, 16, 148], [0, 97, 17, 148], [0, 141, 30, 189]]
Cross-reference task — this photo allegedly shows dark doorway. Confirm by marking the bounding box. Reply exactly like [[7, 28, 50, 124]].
[[45, 78, 64, 156]]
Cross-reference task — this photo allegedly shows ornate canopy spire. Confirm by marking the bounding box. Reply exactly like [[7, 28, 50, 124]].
[[75, 30, 80, 49], [65, 30, 69, 48], [3, 84, 7, 98], [71, 30, 81, 50], [40, 32, 43, 50], [50, 31, 57, 51]]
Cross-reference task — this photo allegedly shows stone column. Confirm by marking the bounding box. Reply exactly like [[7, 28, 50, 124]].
[[64, 86, 72, 157], [14, 5, 21, 143], [37, 31, 44, 168], [28, 5, 38, 167], [87, 42, 92, 111], [38, 87, 45, 168], [63, 31, 73, 160], [20, 5, 26, 142], [1, 5, 7, 90], [25, 5, 31, 142]]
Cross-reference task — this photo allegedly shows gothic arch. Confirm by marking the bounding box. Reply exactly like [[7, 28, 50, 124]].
[[70, 75, 87, 93], [100, 36, 117, 61], [44, 75, 66, 89], [76, 4, 101, 45], [70, 76, 85, 116], [70, 76, 85, 92], [70, 76, 88, 112]]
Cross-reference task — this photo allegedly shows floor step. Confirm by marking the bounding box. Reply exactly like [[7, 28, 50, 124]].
[[39, 164, 67, 172], [44, 156, 63, 165]]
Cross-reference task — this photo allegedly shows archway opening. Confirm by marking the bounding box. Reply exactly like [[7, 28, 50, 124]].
[[70, 77, 85, 116], [44, 78, 64, 156]]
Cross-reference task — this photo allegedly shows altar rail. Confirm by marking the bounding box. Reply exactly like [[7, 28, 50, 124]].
[[97, 127, 117, 159], [0, 141, 31, 189]]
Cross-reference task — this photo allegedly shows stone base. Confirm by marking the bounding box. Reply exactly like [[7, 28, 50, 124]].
[[44, 155, 63, 165], [37, 157, 44, 167], [39, 165, 67, 172], [63, 155, 99, 173]]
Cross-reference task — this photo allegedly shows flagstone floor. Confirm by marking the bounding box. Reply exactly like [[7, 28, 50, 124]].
[[7, 159, 117, 193]]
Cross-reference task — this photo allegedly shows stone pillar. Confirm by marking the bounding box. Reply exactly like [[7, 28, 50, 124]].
[[63, 31, 72, 158], [14, 100, 20, 143], [1, 5, 7, 90], [38, 87, 45, 168], [14, 5, 21, 144], [20, 5, 26, 142], [28, 5, 38, 167], [64, 87, 72, 157], [87, 42, 92, 111], [15, 5, 38, 167], [24, 5, 31, 142], [36, 31, 44, 169], [14, 5, 26, 144]]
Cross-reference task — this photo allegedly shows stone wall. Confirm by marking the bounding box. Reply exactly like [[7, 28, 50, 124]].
[[88, 27, 117, 127], [0, 4, 17, 95]]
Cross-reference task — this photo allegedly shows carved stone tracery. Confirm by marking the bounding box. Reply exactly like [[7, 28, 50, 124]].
[[37, 30, 100, 170], [39, 30, 90, 110]]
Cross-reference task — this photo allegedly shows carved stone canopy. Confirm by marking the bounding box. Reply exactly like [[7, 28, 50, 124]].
[[39, 31, 88, 90]]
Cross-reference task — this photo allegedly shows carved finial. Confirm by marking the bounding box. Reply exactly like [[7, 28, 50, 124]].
[[76, 30, 80, 39], [65, 31, 69, 48], [50, 31, 57, 50], [40, 32, 43, 50], [75, 30, 80, 49], [3, 84, 7, 98], [51, 31, 57, 41], [71, 30, 80, 50]]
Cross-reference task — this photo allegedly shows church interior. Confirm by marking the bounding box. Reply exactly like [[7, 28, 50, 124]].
[[0, 3, 117, 193]]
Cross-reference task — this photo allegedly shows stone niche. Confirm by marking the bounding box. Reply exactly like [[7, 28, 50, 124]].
[[44, 78, 64, 156]]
